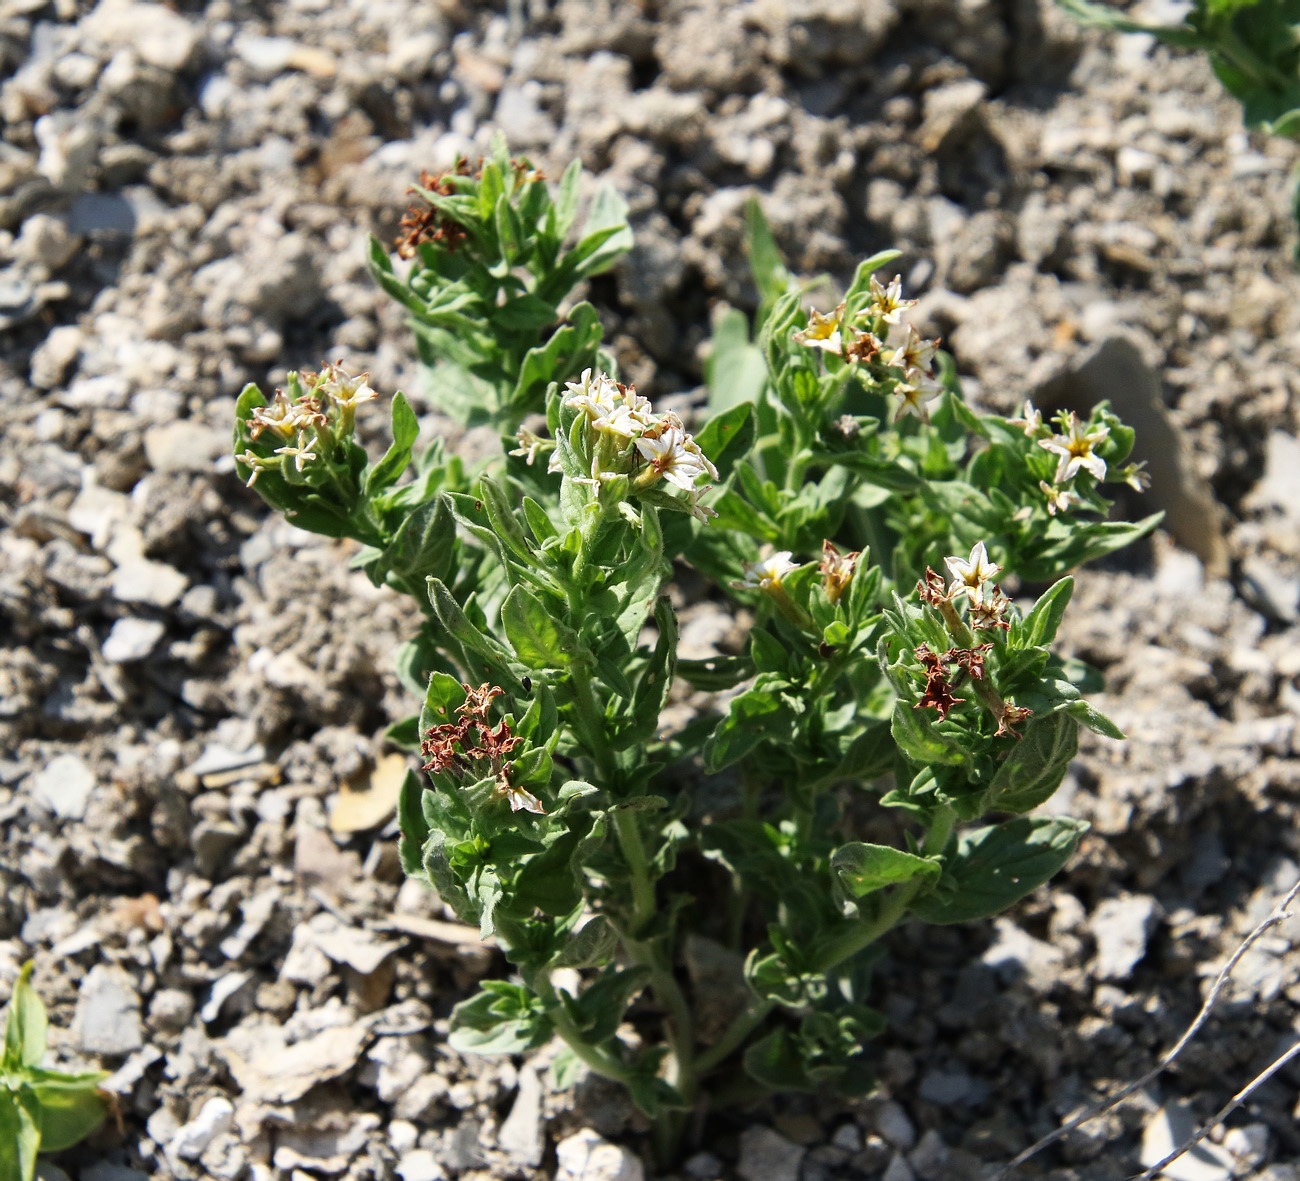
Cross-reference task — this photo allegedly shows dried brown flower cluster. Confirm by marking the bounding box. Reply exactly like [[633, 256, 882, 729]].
[[395, 161, 474, 258], [420, 683, 544, 814]]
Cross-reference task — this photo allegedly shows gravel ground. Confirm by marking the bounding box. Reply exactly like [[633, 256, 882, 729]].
[[4, 1, 1300, 1179]]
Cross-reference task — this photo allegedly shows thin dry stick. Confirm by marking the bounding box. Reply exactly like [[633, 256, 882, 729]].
[[1133, 1035, 1300, 1179], [995, 876, 1300, 1177]]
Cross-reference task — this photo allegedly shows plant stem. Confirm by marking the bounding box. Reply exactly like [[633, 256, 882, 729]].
[[613, 810, 655, 932], [811, 804, 955, 974], [534, 975, 637, 1085], [696, 993, 774, 1074]]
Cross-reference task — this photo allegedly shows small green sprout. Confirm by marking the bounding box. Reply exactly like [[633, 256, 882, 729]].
[[1, 964, 110, 1181]]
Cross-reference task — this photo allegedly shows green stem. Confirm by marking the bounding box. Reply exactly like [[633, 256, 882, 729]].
[[535, 976, 637, 1085], [812, 804, 955, 974], [696, 993, 774, 1075], [613, 810, 655, 931]]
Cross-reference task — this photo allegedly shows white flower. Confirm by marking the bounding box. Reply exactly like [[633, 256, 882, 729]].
[[1119, 462, 1150, 492], [1039, 413, 1109, 482], [565, 369, 654, 437], [274, 430, 318, 474], [1008, 400, 1043, 437], [315, 363, 377, 412], [944, 541, 1002, 602], [248, 389, 326, 441], [1039, 480, 1081, 516], [893, 366, 943, 422], [734, 551, 799, 591], [866, 273, 916, 325], [885, 323, 938, 374], [793, 303, 846, 355], [564, 368, 622, 420], [634, 427, 714, 492]]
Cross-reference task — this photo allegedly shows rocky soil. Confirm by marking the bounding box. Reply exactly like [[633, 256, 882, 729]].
[[4, 0, 1300, 1179]]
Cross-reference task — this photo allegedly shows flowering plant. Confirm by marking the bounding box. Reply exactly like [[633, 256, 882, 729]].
[[232, 141, 1158, 1155]]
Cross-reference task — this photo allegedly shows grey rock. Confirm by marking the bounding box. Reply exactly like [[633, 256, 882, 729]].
[[169, 1096, 235, 1162], [1090, 894, 1159, 980], [82, 1165, 151, 1181], [918, 1066, 974, 1105], [396, 1150, 447, 1181], [191, 821, 246, 878], [143, 420, 228, 474], [907, 1130, 949, 1181], [870, 1100, 917, 1152], [683, 1151, 724, 1179], [200, 971, 254, 1024], [556, 1128, 645, 1181], [14, 213, 78, 271], [1140, 1100, 1234, 1181], [111, 558, 188, 608], [81, 0, 201, 72], [101, 617, 166, 663], [497, 1064, 545, 1166], [67, 192, 138, 236], [34, 110, 101, 190], [882, 1155, 915, 1181], [29, 324, 82, 389], [148, 988, 196, 1032], [736, 1126, 804, 1181], [29, 753, 95, 819], [75, 963, 144, 1055]]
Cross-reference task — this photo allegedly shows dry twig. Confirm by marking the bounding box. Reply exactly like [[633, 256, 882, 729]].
[[996, 876, 1300, 1177]]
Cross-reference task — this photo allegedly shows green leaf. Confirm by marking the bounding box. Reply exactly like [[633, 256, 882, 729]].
[[383, 495, 455, 585], [0, 1089, 39, 1181], [910, 816, 1089, 924], [448, 982, 553, 1054], [706, 306, 767, 413], [744, 197, 790, 307], [1063, 699, 1126, 739], [831, 842, 941, 897], [890, 701, 967, 767], [566, 967, 649, 1044], [988, 712, 1079, 814], [694, 402, 756, 483], [28, 1071, 108, 1153], [4, 963, 47, 1070], [478, 475, 534, 563], [501, 585, 576, 669], [1014, 577, 1074, 650], [743, 1027, 812, 1091], [398, 770, 431, 880], [552, 915, 619, 968], [426, 578, 517, 677], [365, 392, 419, 496]]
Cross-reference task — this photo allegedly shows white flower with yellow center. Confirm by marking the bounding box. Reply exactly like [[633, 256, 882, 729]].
[[735, 551, 799, 591], [944, 541, 1002, 603], [633, 427, 713, 492], [793, 303, 847, 355], [867, 273, 917, 325], [894, 366, 943, 422], [1008, 400, 1043, 437], [564, 368, 622, 420], [1039, 480, 1081, 516], [886, 323, 938, 374], [316, 364, 377, 412], [1039, 414, 1109, 483]]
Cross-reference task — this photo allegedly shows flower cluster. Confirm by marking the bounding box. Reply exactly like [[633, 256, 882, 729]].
[[792, 274, 944, 421], [910, 544, 1034, 736], [1011, 402, 1149, 516], [916, 541, 1012, 632], [421, 683, 543, 814], [235, 362, 378, 487], [555, 369, 720, 521]]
